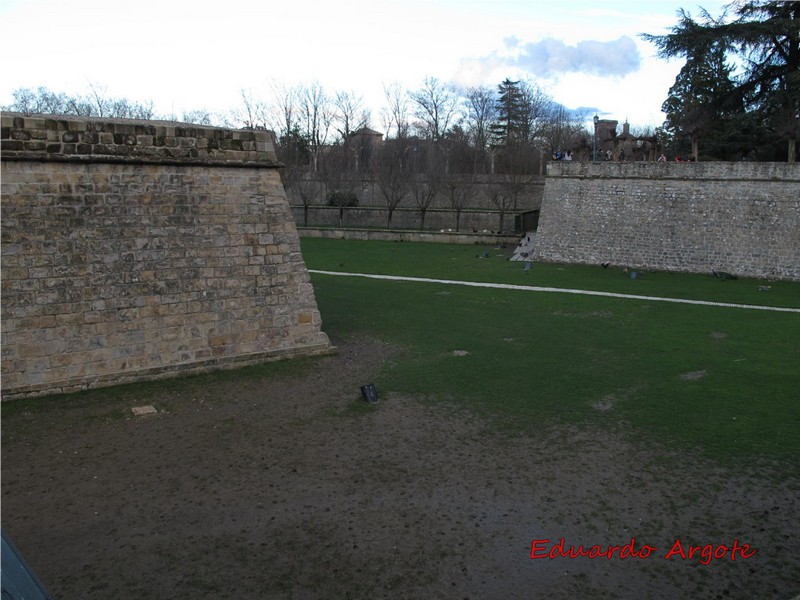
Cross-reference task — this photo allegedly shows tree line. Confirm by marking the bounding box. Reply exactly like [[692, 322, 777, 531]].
[[643, 0, 798, 162]]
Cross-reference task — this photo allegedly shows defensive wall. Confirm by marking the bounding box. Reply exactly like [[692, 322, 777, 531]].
[[287, 177, 545, 234], [533, 161, 800, 281], [1, 113, 332, 400]]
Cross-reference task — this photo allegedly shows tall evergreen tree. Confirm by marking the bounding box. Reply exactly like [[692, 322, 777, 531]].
[[661, 45, 738, 159], [490, 79, 525, 146], [643, 1, 800, 162]]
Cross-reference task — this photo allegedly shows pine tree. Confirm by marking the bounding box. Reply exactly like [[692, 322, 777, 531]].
[[490, 79, 525, 146], [643, 1, 800, 162]]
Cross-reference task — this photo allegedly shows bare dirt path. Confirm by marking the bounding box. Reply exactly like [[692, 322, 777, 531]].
[[2, 339, 798, 599]]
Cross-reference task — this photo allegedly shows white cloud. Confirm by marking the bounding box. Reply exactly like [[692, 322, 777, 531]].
[[512, 36, 641, 78]]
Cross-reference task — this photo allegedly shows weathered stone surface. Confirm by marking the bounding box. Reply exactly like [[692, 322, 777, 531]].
[[0, 112, 280, 167], [1, 115, 331, 400], [533, 162, 800, 281]]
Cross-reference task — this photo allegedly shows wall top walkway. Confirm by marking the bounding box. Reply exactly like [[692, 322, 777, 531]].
[[546, 161, 800, 181], [1, 112, 280, 168]]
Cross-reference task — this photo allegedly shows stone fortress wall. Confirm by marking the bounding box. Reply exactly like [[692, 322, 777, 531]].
[[287, 177, 546, 234], [533, 161, 800, 281], [1, 113, 331, 400]]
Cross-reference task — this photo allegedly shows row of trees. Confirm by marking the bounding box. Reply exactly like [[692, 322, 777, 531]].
[[231, 76, 590, 175], [5, 83, 215, 126], [284, 140, 533, 233], [4, 77, 591, 173], [643, 0, 799, 162], [266, 78, 581, 233]]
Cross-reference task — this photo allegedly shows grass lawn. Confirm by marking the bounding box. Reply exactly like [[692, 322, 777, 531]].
[[301, 237, 800, 308], [301, 238, 800, 465]]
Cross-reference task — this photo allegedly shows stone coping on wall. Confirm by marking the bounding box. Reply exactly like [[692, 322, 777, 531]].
[[1, 112, 281, 167], [547, 161, 800, 181], [299, 227, 521, 245]]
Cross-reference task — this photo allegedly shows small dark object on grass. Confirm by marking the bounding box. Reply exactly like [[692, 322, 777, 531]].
[[601, 262, 610, 269], [712, 270, 738, 280], [361, 384, 379, 404]]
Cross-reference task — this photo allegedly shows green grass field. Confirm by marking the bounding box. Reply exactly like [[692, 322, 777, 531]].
[[302, 238, 800, 464]]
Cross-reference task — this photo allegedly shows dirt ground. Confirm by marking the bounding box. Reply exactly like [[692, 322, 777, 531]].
[[2, 338, 798, 599]]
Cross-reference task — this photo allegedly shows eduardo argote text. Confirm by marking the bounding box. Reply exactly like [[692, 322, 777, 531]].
[[530, 537, 757, 565]]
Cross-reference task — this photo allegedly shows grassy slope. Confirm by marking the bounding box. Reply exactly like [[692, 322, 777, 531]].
[[303, 238, 800, 464]]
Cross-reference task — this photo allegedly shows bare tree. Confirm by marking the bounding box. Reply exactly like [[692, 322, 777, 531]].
[[445, 174, 476, 232], [6, 84, 157, 119], [82, 82, 112, 117], [381, 82, 411, 139], [486, 182, 515, 233], [180, 109, 216, 126], [408, 172, 439, 231], [410, 77, 460, 142], [265, 80, 299, 140], [282, 166, 321, 227], [333, 90, 369, 141], [518, 79, 556, 143], [231, 88, 270, 129], [373, 141, 410, 228], [105, 97, 156, 119], [7, 87, 70, 114], [299, 81, 333, 171], [318, 143, 358, 227], [540, 105, 586, 156], [408, 143, 443, 230], [464, 86, 497, 171]]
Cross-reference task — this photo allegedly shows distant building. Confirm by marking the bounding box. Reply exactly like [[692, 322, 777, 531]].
[[592, 119, 659, 161], [347, 127, 384, 171]]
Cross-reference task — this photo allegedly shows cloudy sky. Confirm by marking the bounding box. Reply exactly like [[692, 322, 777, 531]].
[[0, 0, 728, 131]]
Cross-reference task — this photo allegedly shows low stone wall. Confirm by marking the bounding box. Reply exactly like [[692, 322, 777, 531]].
[[299, 228, 520, 245], [533, 162, 800, 281], [1, 113, 331, 400], [292, 206, 517, 233]]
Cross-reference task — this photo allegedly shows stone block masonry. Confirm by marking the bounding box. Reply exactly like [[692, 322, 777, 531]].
[[1, 113, 332, 400], [533, 162, 800, 281]]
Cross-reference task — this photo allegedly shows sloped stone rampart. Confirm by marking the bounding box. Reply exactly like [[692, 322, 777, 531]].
[[1, 113, 331, 400], [533, 162, 800, 281]]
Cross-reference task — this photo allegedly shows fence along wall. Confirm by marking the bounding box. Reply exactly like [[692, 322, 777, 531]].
[[533, 161, 800, 281], [1, 113, 331, 400], [287, 177, 546, 234]]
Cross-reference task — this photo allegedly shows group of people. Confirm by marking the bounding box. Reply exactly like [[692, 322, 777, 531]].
[[552, 150, 573, 161], [552, 149, 698, 162], [657, 153, 696, 162]]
